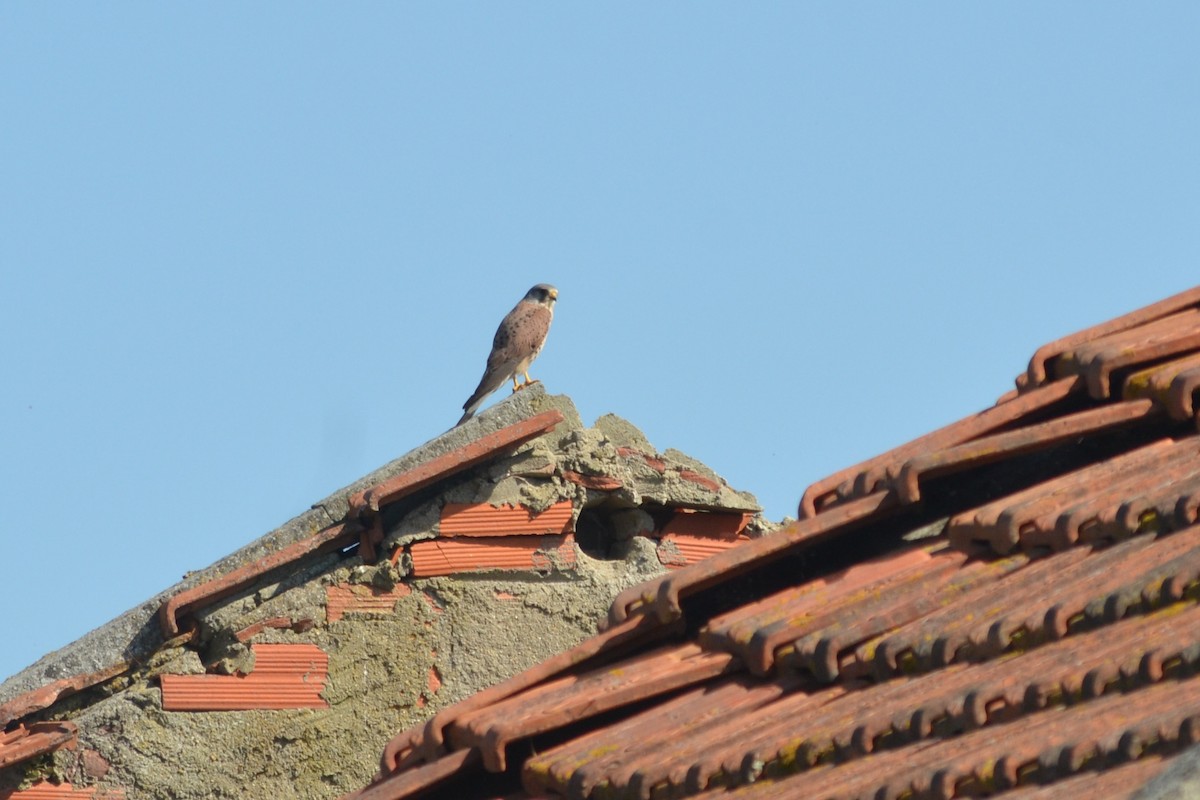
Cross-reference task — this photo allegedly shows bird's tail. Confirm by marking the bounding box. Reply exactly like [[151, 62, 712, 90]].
[[456, 405, 479, 426], [456, 374, 504, 426]]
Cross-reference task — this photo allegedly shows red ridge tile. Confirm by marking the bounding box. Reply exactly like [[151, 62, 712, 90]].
[[1024, 285, 1200, 387], [350, 411, 565, 515], [1052, 308, 1200, 399], [160, 410, 565, 638]]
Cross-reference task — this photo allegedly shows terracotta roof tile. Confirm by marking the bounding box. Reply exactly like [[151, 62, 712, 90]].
[[450, 642, 740, 772], [523, 676, 842, 799], [439, 501, 574, 537], [0, 782, 125, 799], [867, 527, 1200, 675], [326, 583, 413, 623], [0, 722, 77, 771], [659, 510, 752, 540], [689, 672, 1200, 800], [158, 643, 328, 711], [1054, 308, 1200, 399], [893, 397, 1160, 506], [799, 376, 1084, 518], [1023, 285, 1200, 386], [946, 436, 1193, 553], [1122, 349, 1200, 419], [609, 490, 899, 627], [407, 534, 577, 578], [995, 754, 1169, 799], [0, 663, 128, 729], [656, 534, 748, 568]]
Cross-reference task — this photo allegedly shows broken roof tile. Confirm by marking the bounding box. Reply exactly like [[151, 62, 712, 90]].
[[407, 534, 576, 579], [0, 722, 77, 771], [158, 643, 328, 711], [439, 500, 573, 537], [326, 583, 413, 623], [0, 782, 126, 799], [656, 534, 748, 569], [157, 410, 567, 638], [0, 663, 128, 729], [659, 510, 752, 540]]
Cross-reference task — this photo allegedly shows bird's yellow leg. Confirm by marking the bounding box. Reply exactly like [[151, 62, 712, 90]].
[[513, 372, 539, 392]]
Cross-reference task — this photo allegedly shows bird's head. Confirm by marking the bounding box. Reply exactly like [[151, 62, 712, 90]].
[[527, 284, 558, 308]]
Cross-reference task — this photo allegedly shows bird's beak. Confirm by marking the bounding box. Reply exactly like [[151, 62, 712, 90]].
[[549, 288, 559, 301]]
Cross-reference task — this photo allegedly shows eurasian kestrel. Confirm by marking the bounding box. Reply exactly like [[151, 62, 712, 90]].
[[457, 284, 558, 425]]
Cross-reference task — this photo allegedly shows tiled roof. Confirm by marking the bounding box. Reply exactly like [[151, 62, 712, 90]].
[[345, 285, 1200, 800]]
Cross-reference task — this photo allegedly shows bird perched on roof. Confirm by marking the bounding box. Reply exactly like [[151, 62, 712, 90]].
[[457, 283, 558, 426]]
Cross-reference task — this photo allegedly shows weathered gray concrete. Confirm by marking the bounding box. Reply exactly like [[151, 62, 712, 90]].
[[1135, 746, 1200, 800], [1, 391, 770, 799], [0, 386, 573, 706]]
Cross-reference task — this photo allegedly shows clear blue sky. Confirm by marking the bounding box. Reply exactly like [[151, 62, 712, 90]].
[[3, 5, 1198, 683]]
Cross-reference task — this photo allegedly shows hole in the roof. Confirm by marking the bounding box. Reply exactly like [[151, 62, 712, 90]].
[[574, 505, 664, 561]]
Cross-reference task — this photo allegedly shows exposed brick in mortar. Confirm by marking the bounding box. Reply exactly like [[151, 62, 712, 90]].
[[159, 643, 329, 711], [326, 584, 413, 623]]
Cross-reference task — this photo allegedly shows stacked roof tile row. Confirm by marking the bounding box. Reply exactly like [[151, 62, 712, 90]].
[[346, 285, 1200, 800]]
